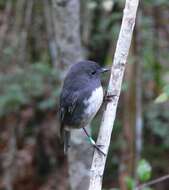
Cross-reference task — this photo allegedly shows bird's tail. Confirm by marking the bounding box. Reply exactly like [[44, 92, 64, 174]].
[[60, 124, 71, 154], [63, 130, 70, 154]]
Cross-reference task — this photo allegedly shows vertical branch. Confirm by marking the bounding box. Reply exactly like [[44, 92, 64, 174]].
[[7, 0, 26, 65], [18, 0, 34, 64], [0, 0, 12, 51], [152, 5, 161, 94], [88, 0, 140, 189], [80, 0, 93, 49], [134, 9, 143, 171], [10, 0, 26, 40], [43, 0, 58, 67], [119, 52, 136, 190]]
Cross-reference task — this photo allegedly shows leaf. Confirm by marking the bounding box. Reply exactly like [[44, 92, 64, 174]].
[[137, 159, 152, 182], [125, 176, 136, 190], [155, 93, 168, 103]]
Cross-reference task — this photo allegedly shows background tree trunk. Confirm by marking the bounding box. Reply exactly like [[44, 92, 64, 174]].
[[119, 49, 136, 190], [134, 9, 143, 181], [52, 0, 93, 189]]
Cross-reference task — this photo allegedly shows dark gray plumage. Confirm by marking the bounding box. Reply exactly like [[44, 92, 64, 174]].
[[59, 60, 109, 154]]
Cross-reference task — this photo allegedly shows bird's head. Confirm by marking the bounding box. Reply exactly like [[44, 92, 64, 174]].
[[68, 60, 110, 80]]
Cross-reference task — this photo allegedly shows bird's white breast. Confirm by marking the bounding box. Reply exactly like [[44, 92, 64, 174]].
[[84, 86, 103, 121]]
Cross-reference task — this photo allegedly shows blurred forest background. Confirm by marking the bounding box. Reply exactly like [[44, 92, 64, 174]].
[[0, 0, 169, 190]]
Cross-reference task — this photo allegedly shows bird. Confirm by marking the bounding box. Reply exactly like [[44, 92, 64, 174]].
[[59, 60, 110, 155]]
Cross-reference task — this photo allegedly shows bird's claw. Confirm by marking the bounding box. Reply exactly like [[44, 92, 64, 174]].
[[104, 93, 116, 102], [92, 144, 106, 156]]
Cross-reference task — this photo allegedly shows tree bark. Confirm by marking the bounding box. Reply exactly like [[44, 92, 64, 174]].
[[88, 0, 140, 189], [52, 0, 83, 68]]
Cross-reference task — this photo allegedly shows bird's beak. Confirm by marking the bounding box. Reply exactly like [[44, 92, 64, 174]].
[[100, 67, 110, 73]]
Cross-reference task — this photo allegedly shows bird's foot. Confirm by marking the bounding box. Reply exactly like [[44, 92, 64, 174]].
[[93, 144, 106, 156], [104, 92, 116, 102], [88, 137, 106, 156]]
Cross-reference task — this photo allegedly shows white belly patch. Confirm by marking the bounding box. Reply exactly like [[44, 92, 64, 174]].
[[84, 86, 103, 120]]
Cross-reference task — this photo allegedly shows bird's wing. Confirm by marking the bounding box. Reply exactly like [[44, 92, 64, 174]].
[[59, 90, 79, 123], [59, 90, 79, 142]]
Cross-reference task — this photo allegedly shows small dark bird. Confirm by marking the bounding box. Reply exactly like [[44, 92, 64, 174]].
[[59, 60, 109, 155]]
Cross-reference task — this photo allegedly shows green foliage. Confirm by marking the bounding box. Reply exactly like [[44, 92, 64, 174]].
[[137, 159, 152, 182], [0, 63, 60, 116], [146, 104, 169, 148], [125, 159, 152, 190], [144, 0, 169, 6], [155, 85, 169, 103], [0, 0, 6, 9], [125, 176, 136, 190], [142, 188, 153, 190], [125, 176, 153, 190], [0, 84, 28, 113], [124, 159, 152, 190], [155, 92, 168, 103]]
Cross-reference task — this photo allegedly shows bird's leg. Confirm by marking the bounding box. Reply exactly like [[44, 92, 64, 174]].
[[82, 127, 106, 156]]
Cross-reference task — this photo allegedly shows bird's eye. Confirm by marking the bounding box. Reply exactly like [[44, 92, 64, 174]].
[[91, 70, 96, 75]]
